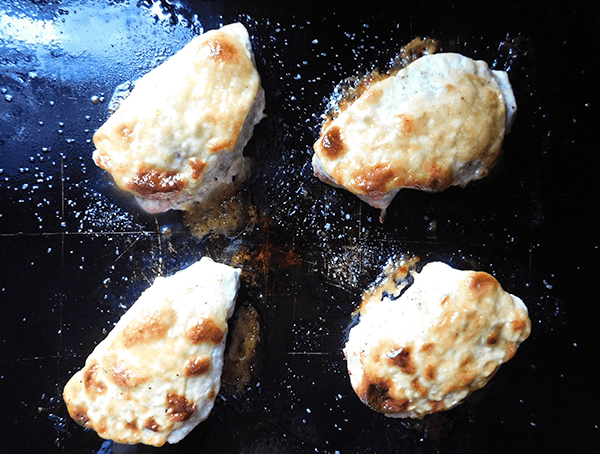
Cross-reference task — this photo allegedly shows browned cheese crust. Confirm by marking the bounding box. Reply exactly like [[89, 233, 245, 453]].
[[344, 262, 531, 418]]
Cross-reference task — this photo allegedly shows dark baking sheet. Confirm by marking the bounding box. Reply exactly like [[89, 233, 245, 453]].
[[1, 0, 598, 452]]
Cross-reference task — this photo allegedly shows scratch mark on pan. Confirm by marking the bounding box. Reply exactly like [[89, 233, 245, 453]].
[[110, 235, 144, 267], [155, 218, 163, 276]]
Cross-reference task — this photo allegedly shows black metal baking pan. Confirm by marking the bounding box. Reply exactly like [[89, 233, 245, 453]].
[[1, 0, 598, 452]]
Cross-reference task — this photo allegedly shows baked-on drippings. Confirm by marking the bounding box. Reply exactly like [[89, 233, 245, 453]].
[[222, 305, 261, 391], [344, 261, 531, 419], [63, 258, 241, 447], [92, 23, 265, 213], [313, 50, 517, 219]]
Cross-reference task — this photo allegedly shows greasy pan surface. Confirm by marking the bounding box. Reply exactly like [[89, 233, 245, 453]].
[[0, 0, 598, 452]]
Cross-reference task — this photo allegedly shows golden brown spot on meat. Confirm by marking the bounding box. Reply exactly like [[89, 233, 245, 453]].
[[207, 137, 237, 153], [468, 272, 498, 296], [397, 114, 415, 135], [143, 418, 161, 432], [71, 405, 90, 427], [460, 355, 473, 367], [487, 331, 499, 346], [186, 317, 225, 345], [83, 361, 107, 395], [359, 375, 409, 413], [125, 166, 186, 197], [444, 369, 478, 394], [125, 420, 139, 433], [484, 361, 497, 376], [446, 84, 455, 91], [421, 160, 453, 191], [167, 393, 197, 422], [117, 123, 134, 142], [97, 417, 108, 435], [185, 356, 211, 377], [425, 364, 437, 380], [122, 306, 176, 348], [110, 362, 147, 388], [93, 153, 112, 172], [420, 342, 435, 353], [208, 389, 216, 399], [189, 157, 207, 180], [352, 164, 396, 195], [511, 319, 528, 333], [506, 342, 517, 359], [387, 345, 417, 375], [440, 295, 450, 307], [429, 400, 446, 414], [199, 38, 239, 62], [320, 126, 347, 159], [411, 378, 428, 397], [487, 89, 499, 103]]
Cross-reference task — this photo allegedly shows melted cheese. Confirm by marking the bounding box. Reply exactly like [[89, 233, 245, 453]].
[[313, 53, 516, 215], [344, 261, 531, 418], [92, 23, 264, 213], [63, 258, 241, 446]]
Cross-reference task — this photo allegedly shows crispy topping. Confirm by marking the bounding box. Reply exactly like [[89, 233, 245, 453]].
[[486, 331, 499, 346], [424, 364, 437, 380], [362, 378, 410, 413], [185, 356, 211, 377], [320, 126, 347, 159], [71, 405, 90, 427], [121, 306, 176, 348], [93, 153, 112, 172], [189, 158, 207, 180], [199, 37, 239, 62], [109, 362, 147, 388], [125, 420, 139, 433], [387, 345, 417, 375], [411, 378, 428, 397], [83, 361, 107, 395], [143, 418, 162, 433], [186, 317, 225, 345], [351, 164, 396, 195], [124, 166, 186, 197], [167, 393, 197, 422], [468, 272, 499, 296]]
